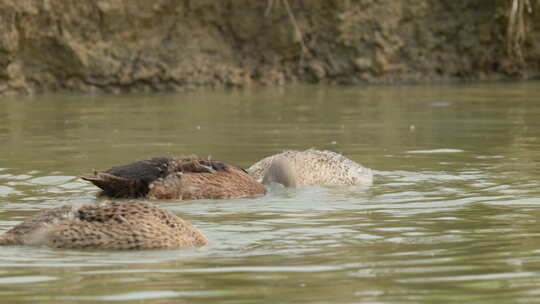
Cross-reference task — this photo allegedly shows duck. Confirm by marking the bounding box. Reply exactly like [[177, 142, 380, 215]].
[[247, 149, 373, 187], [0, 201, 207, 250], [81, 156, 267, 200]]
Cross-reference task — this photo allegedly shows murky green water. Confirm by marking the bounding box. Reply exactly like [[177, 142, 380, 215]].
[[1, 82, 540, 303]]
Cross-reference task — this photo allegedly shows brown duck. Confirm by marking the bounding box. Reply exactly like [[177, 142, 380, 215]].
[[0, 201, 207, 250], [81, 156, 267, 200]]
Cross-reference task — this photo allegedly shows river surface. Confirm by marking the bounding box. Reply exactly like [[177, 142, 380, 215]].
[[1, 82, 540, 303]]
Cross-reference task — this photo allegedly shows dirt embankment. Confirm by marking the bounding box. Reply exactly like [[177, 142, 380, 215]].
[[1, 0, 539, 96]]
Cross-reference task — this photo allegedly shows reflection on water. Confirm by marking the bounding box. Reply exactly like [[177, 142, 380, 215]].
[[1, 82, 540, 303]]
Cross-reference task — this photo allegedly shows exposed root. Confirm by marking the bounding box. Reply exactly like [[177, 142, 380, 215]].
[[265, 0, 310, 56], [506, 0, 535, 65]]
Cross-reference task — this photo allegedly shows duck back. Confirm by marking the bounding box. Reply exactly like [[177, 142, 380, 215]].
[[248, 149, 373, 187], [0, 201, 207, 250]]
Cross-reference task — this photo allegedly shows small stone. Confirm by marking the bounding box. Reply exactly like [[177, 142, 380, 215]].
[[354, 57, 372, 71], [308, 60, 326, 80]]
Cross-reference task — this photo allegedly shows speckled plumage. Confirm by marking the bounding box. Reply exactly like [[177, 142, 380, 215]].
[[248, 149, 373, 187], [0, 201, 207, 250], [81, 157, 267, 200]]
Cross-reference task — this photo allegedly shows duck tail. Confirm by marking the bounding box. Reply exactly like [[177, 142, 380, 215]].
[[80, 172, 145, 198]]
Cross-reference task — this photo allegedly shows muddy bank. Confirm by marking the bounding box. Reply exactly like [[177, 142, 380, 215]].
[[1, 0, 539, 95]]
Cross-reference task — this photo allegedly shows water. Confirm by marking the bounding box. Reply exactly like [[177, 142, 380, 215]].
[[1, 82, 540, 303]]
